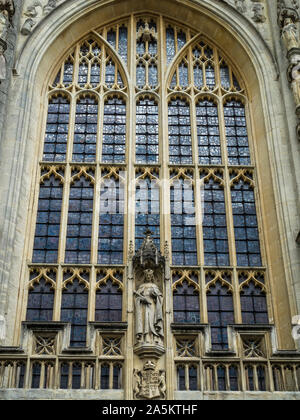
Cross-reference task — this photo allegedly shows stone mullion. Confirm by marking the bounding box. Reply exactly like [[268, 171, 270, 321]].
[[123, 13, 135, 401], [190, 45, 203, 270], [54, 163, 71, 321], [160, 15, 175, 401], [201, 267, 208, 323], [88, 166, 100, 324], [73, 44, 81, 93], [219, 91, 241, 324]]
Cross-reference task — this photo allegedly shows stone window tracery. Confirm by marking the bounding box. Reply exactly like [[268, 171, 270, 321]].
[[24, 15, 270, 379]]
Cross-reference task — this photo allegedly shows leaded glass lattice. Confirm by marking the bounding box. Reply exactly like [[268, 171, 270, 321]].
[[43, 96, 70, 162], [168, 98, 192, 164], [136, 98, 159, 163], [28, 16, 270, 366]]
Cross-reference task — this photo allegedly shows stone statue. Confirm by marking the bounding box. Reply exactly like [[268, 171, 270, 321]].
[[134, 269, 164, 346], [0, 42, 6, 80], [282, 18, 300, 49], [0, 0, 14, 24], [0, 9, 8, 40]]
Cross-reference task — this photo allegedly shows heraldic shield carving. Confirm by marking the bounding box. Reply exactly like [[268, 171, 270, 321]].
[[133, 360, 166, 400]]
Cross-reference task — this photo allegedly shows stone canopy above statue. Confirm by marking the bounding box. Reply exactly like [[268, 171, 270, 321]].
[[133, 229, 165, 270]]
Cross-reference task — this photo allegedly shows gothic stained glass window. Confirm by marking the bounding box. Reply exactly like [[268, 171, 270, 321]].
[[224, 100, 251, 166], [170, 177, 197, 266], [207, 281, 235, 350], [173, 281, 200, 323], [98, 177, 124, 264], [95, 279, 122, 322], [168, 98, 193, 164], [65, 173, 94, 264], [43, 96, 70, 162], [240, 281, 269, 324], [102, 97, 126, 163], [26, 17, 274, 389], [136, 98, 159, 164], [73, 96, 98, 163], [26, 278, 54, 322], [135, 175, 160, 250], [231, 179, 262, 267], [202, 176, 230, 266], [196, 100, 221, 165], [32, 171, 63, 263], [60, 279, 89, 347]]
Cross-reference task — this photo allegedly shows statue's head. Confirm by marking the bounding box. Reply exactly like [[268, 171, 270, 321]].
[[144, 268, 154, 282]]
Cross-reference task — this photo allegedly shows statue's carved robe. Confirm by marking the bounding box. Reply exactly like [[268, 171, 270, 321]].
[[135, 282, 164, 344]]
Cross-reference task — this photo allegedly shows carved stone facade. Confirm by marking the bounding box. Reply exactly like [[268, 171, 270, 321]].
[[0, 0, 299, 401], [277, 0, 300, 140]]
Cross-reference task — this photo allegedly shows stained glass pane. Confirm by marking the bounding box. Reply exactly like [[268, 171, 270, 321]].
[[173, 281, 200, 323], [118, 26, 128, 64], [207, 282, 234, 350], [240, 281, 268, 324], [136, 98, 159, 163], [171, 179, 197, 265], [196, 100, 221, 165], [32, 173, 63, 263], [202, 178, 229, 266], [95, 279, 122, 321], [43, 96, 70, 162], [231, 180, 262, 267], [65, 176, 94, 264], [135, 177, 160, 250], [166, 27, 175, 63], [62, 59, 74, 87], [224, 101, 251, 165], [98, 178, 124, 264], [168, 99, 192, 164], [102, 97, 126, 163], [61, 279, 88, 347], [26, 278, 54, 322], [73, 97, 98, 162]]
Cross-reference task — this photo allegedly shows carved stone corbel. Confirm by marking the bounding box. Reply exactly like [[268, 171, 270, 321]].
[[252, 1, 266, 23]]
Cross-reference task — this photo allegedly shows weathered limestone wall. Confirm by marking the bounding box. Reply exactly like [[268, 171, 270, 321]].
[[0, 1, 23, 143]]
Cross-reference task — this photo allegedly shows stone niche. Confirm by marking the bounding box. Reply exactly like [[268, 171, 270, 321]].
[[131, 230, 167, 399]]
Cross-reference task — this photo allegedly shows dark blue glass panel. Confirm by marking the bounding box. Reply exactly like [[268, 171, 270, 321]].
[[203, 178, 229, 266], [65, 176, 94, 264], [118, 26, 128, 64], [43, 96, 70, 162], [95, 279, 122, 322], [61, 279, 88, 347], [173, 280, 200, 323], [136, 98, 159, 163], [166, 27, 175, 63], [26, 278, 54, 322], [32, 174, 63, 263], [197, 100, 221, 165], [240, 281, 268, 324], [207, 281, 234, 350], [135, 177, 160, 250], [231, 180, 262, 267], [170, 179, 197, 265], [102, 98, 126, 163], [98, 179, 124, 264], [224, 101, 251, 165], [168, 99, 192, 164], [73, 97, 98, 162]]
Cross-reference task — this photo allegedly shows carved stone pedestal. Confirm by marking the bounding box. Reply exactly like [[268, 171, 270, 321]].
[[134, 343, 165, 359]]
